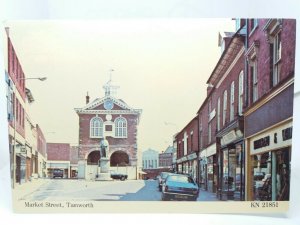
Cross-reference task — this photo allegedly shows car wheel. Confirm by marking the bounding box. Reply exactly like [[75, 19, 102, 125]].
[[120, 176, 125, 181]]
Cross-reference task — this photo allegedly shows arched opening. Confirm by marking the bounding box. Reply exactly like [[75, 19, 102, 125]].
[[110, 151, 130, 167], [87, 151, 100, 165]]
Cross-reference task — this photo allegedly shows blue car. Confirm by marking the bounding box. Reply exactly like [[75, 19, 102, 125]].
[[161, 174, 199, 201]]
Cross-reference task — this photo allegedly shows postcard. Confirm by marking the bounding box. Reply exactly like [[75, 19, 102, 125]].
[[1, 18, 296, 214]]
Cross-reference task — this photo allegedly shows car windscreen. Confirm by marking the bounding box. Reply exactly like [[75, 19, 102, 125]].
[[167, 175, 194, 183]]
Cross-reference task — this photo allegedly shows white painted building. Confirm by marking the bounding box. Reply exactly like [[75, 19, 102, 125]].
[[142, 149, 159, 169]]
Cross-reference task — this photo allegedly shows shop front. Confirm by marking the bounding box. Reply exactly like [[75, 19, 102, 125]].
[[15, 144, 27, 184], [247, 120, 292, 201], [176, 153, 198, 182], [200, 144, 217, 193], [47, 161, 70, 178], [217, 127, 245, 201], [199, 150, 207, 190]]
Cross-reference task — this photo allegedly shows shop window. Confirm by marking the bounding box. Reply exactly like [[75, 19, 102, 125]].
[[221, 145, 243, 200], [252, 152, 272, 201]]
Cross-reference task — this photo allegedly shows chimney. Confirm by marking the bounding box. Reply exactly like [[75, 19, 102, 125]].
[[86, 92, 90, 104], [5, 27, 9, 37]]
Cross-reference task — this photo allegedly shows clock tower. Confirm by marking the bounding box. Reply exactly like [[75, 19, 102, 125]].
[[74, 72, 142, 180]]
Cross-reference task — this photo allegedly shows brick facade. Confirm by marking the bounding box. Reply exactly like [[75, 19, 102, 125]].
[[47, 143, 71, 161], [75, 88, 142, 179]]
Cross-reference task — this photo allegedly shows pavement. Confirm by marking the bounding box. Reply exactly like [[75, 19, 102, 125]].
[[197, 189, 219, 201], [13, 178, 50, 201]]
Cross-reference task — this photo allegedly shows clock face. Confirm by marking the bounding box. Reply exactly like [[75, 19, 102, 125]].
[[104, 99, 114, 110]]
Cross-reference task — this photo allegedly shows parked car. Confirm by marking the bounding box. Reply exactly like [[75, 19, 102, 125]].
[[161, 174, 199, 201], [110, 171, 128, 181], [52, 169, 63, 178], [157, 172, 172, 191]]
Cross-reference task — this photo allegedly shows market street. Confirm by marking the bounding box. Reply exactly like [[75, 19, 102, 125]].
[[16, 179, 218, 201]]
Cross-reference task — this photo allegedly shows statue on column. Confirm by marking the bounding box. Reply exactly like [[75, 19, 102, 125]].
[[100, 137, 109, 158]]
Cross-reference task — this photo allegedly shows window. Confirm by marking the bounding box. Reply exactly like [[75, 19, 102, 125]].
[[230, 81, 235, 121], [16, 99, 19, 122], [251, 62, 258, 102], [115, 117, 127, 138], [272, 32, 281, 86], [208, 122, 212, 143], [238, 71, 244, 115], [90, 116, 103, 137], [190, 133, 194, 151], [223, 90, 227, 126], [250, 19, 258, 33], [11, 48, 15, 73], [217, 97, 221, 131]]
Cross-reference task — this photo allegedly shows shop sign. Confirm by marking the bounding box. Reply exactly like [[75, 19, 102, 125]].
[[199, 149, 206, 159], [176, 156, 187, 164], [206, 144, 216, 157], [250, 122, 293, 155], [254, 136, 270, 149], [187, 153, 197, 160], [221, 129, 243, 146]]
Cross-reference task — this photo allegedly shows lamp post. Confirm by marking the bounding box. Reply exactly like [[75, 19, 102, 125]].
[[12, 77, 46, 189]]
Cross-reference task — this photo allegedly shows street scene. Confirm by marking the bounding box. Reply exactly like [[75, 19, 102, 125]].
[[15, 179, 217, 202], [4, 18, 296, 204]]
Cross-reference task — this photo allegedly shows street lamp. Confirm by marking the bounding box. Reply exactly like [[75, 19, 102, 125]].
[[12, 77, 47, 189]]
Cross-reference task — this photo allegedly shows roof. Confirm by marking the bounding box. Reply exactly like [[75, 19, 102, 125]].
[[142, 148, 159, 156], [175, 115, 198, 138], [207, 27, 245, 86], [74, 95, 142, 116], [164, 146, 175, 154]]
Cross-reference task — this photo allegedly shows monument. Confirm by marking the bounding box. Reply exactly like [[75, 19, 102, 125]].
[[96, 137, 112, 181]]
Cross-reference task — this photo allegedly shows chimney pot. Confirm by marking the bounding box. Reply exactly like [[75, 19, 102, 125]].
[[86, 92, 90, 104]]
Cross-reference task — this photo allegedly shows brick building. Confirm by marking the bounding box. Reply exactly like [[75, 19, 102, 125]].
[[36, 124, 47, 178], [5, 27, 32, 186], [74, 77, 142, 180], [70, 146, 79, 178], [175, 116, 199, 182], [158, 146, 174, 169], [206, 26, 246, 200], [243, 19, 295, 201], [174, 18, 295, 202], [46, 143, 71, 178]]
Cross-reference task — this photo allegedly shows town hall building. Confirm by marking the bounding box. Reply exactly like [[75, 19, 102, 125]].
[[74, 75, 142, 180]]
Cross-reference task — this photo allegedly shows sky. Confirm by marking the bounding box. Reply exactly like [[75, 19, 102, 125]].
[[4, 19, 236, 152]]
